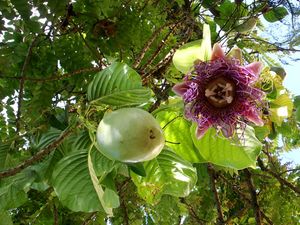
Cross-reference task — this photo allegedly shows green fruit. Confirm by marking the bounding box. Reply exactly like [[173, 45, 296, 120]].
[[96, 108, 165, 163]]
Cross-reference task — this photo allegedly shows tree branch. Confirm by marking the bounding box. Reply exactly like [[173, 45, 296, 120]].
[[81, 212, 97, 225], [219, 174, 274, 225], [207, 164, 225, 224], [257, 157, 300, 195], [0, 67, 101, 82], [180, 198, 206, 225], [244, 169, 262, 225], [139, 22, 180, 73], [132, 21, 179, 69], [0, 126, 76, 179]]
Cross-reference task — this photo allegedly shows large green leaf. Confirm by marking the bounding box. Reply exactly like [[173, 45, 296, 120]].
[[0, 170, 37, 210], [131, 148, 197, 204], [191, 124, 262, 170], [87, 62, 151, 106], [156, 110, 206, 163], [52, 151, 103, 212], [0, 143, 15, 170], [52, 149, 118, 214], [263, 7, 288, 22], [0, 211, 13, 225]]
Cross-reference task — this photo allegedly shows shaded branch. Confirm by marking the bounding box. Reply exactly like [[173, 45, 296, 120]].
[[207, 164, 225, 224], [224, 206, 248, 224], [219, 174, 274, 225], [142, 24, 193, 82], [180, 198, 206, 225], [0, 126, 76, 179], [81, 212, 97, 225], [16, 36, 40, 133], [133, 21, 179, 69], [244, 169, 262, 225], [53, 203, 59, 225], [0, 67, 102, 82], [257, 157, 300, 195], [139, 22, 180, 73]]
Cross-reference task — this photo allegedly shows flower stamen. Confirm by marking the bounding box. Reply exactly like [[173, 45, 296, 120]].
[[205, 77, 235, 108]]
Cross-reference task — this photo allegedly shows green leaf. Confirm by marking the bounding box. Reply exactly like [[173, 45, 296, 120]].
[[156, 110, 206, 163], [0, 170, 37, 210], [0, 143, 14, 170], [0, 211, 13, 225], [131, 148, 197, 204], [128, 162, 147, 177], [191, 124, 262, 170], [11, 0, 31, 20], [263, 7, 289, 22], [102, 188, 120, 208], [52, 151, 105, 213], [295, 107, 300, 122], [87, 62, 151, 106], [293, 95, 300, 108], [32, 128, 62, 151]]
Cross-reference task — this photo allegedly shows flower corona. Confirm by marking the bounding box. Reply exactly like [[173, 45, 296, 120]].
[[173, 43, 265, 138]]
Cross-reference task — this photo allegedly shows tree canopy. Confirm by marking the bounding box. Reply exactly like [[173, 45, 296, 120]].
[[0, 0, 300, 224]]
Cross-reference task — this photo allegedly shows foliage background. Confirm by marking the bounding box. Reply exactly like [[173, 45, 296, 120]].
[[0, 0, 299, 224]]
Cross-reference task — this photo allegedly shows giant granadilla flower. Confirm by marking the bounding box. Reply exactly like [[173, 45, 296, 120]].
[[173, 43, 265, 138]]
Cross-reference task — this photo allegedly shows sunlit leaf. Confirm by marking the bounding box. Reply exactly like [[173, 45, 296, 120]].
[[87, 62, 151, 106], [191, 124, 262, 170], [131, 148, 197, 204], [263, 7, 288, 22], [0, 211, 13, 225], [269, 94, 293, 126], [52, 151, 105, 213], [156, 110, 206, 163]]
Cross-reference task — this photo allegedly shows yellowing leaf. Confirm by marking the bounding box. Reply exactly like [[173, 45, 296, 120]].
[[269, 94, 293, 126], [173, 24, 211, 73]]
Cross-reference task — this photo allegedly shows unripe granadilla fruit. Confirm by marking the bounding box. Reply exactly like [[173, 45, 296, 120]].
[[96, 108, 165, 163], [173, 43, 265, 138]]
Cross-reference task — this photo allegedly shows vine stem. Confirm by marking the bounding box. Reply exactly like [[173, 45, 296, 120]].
[[207, 164, 225, 224], [244, 169, 262, 225], [16, 36, 40, 133]]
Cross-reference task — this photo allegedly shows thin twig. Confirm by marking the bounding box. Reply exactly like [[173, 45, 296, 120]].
[[139, 22, 180, 73], [207, 164, 225, 224], [16, 36, 40, 133], [244, 169, 262, 225], [0, 126, 76, 179], [132, 21, 179, 69], [219, 174, 274, 225], [224, 206, 248, 224], [81, 212, 97, 225], [53, 203, 59, 225], [0, 67, 101, 82], [142, 25, 193, 81], [180, 198, 206, 225]]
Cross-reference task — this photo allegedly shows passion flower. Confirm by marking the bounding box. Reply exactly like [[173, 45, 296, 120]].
[[173, 43, 265, 138]]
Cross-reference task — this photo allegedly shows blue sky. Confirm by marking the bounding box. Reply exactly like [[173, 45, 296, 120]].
[[280, 52, 300, 165]]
